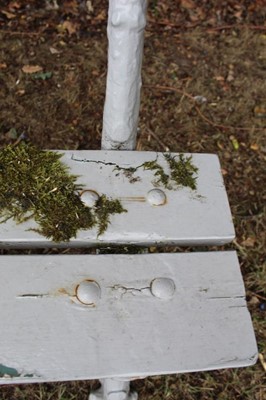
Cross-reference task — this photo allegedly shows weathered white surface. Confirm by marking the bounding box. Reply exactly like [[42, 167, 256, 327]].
[[102, 0, 147, 150], [0, 252, 257, 384], [0, 151, 235, 248]]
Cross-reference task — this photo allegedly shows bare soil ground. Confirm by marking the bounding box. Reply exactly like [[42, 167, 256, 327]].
[[0, 0, 265, 399]]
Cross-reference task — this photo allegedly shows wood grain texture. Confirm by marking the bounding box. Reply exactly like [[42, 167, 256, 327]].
[[0, 252, 257, 384], [0, 151, 235, 248]]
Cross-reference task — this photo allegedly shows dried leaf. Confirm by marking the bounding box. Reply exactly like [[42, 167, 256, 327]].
[[250, 143, 259, 151], [180, 0, 196, 10], [0, 63, 7, 69], [60, 20, 78, 35], [1, 9, 16, 19], [227, 65, 234, 82], [206, 17, 217, 27], [221, 168, 228, 176], [86, 1, 94, 13], [227, 72, 234, 82], [215, 76, 225, 82], [22, 65, 43, 74], [189, 13, 200, 22], [254, 106, 266, 118], [241, 237, 256, 247], [45, 0, 59, 10], [234, 10, 243, 21], [230, 135, 239, 150], [16, 89, 26, 96], [49, 46, 61, 54], [95, 10, 106, 20], [249, 296, 260, 306], [63, 0, 79, 15], [8, 1, 21, 10]]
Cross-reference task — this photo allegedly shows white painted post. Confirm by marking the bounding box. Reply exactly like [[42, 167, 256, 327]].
[[90, 379, 137, 400], [91, 1, 147, 398], [101, 0, 148, 150]]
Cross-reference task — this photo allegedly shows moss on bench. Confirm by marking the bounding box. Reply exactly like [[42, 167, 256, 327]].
[[0, 144, 126, 242]]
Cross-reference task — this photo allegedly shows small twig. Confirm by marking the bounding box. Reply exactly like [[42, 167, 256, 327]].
[[195, 103, 265, 131], [248, 291, 266, 302], [147, 17, 182, 29], [143, 84, 228, 129], [0, 29, 41, 36], [143, 84, 265, 132], [146, 127, 170, 151], [147, 17, 199, 30], [12, 133, 28, 147], [207, 24, 266, 32], [194, 105, 231, 130], [143, 84, 194, 100], [147, 19, 266, 32], [259, 353, 266, 373]]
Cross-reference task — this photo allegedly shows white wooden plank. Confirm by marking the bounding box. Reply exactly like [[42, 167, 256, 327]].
[[0, 151, 235, 248], [0, 252, 257, 384]]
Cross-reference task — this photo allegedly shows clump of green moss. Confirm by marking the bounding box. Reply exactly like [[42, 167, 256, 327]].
[[142, 159, 170, 187], [141, 154, 198, 190], [164, 153, 198, 190], [0, 144, 126, 242], [94, 194, 126, 236], [113, 153, 198, 190]]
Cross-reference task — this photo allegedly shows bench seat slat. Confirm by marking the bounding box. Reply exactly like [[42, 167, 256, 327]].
[[0, 252, 257, 384], [0, 151, 235, 248]]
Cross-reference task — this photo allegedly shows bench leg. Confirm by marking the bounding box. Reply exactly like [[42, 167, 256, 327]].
[[89, 378, 138, 400]]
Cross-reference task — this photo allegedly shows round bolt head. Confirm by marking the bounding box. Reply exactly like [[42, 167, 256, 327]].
[[146, 189, 166, 206], [150, 278, 175, 300], [76, 280, 101, 305], [80, 190, 99, 207]]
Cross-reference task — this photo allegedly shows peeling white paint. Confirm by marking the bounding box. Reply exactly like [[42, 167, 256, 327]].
[[0, 362, 39, 380]]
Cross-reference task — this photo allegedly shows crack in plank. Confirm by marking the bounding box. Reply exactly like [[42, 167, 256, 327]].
[[109, 284, 151, 297], [17, 294, 50, 298]]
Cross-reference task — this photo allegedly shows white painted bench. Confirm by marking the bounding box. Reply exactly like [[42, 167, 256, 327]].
[[0, 150, 258, 399], [0, 1, 257, 399]]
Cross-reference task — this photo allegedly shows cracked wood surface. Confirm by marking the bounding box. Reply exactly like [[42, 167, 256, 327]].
[[0, 252, 257, 384], [0, 150, 235, 248]]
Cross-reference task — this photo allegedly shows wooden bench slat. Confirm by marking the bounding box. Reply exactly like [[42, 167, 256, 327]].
[[0, 251, 257, 384], [0, 151, 235, 248]]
